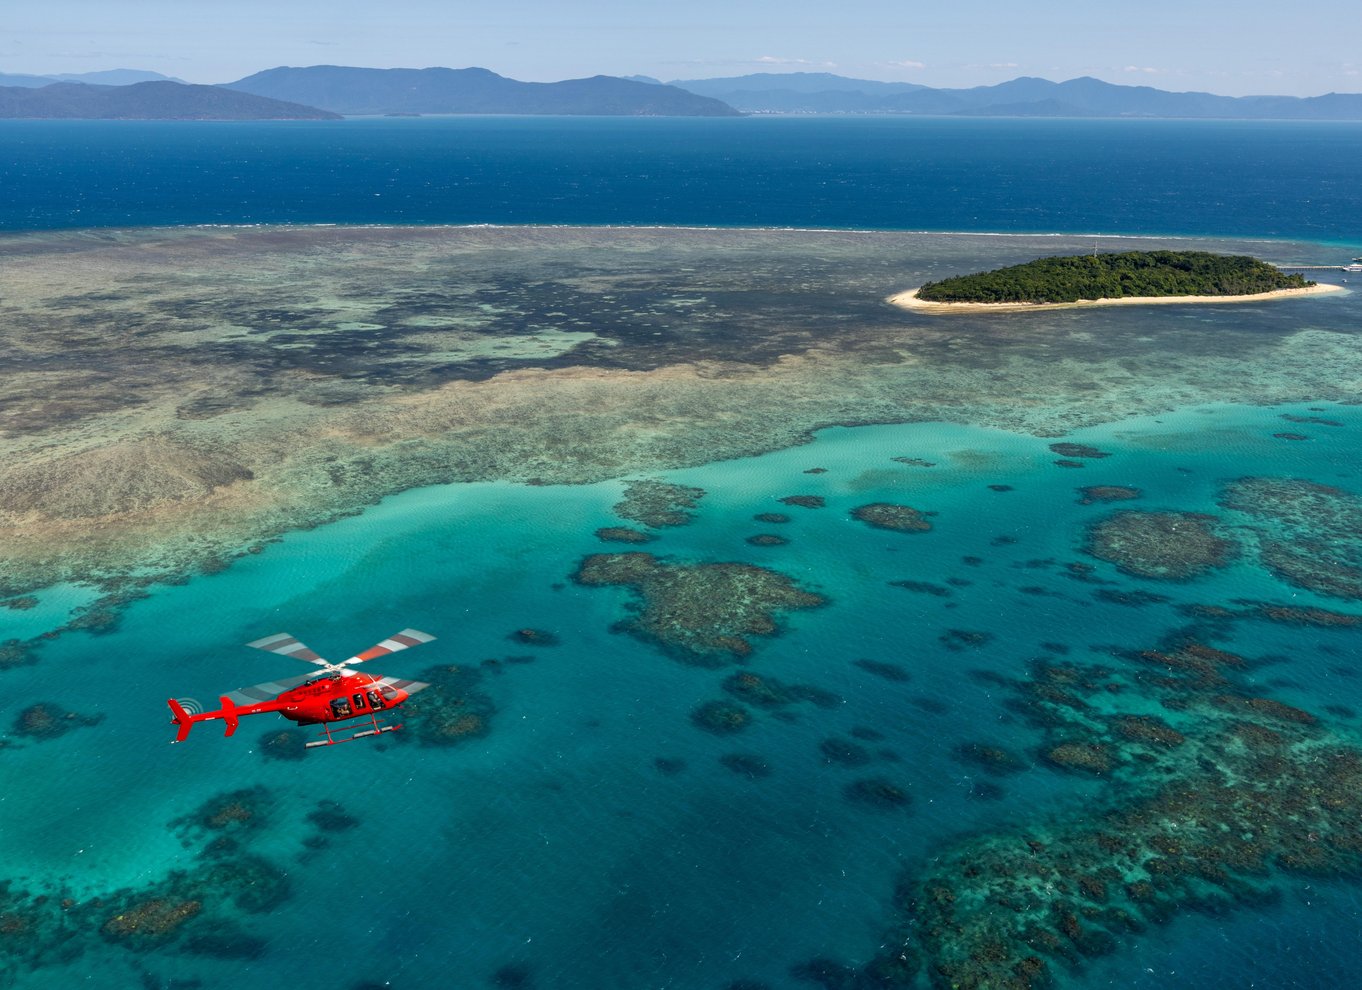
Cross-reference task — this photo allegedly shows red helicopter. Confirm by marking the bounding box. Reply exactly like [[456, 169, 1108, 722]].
[[168, 629, 435, 748]]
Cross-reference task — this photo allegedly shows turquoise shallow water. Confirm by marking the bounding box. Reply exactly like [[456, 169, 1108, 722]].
[[3, 400, 1361, 988]]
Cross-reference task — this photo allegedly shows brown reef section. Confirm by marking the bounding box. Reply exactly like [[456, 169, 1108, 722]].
[[572, 552, 826, 663]]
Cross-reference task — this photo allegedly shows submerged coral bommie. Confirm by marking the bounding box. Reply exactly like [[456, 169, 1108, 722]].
[[1084, 510, 1238, 580], [573, 552, 826, 663], [1077, 485, 1141, 505], [850, 503, 933, 533], [399, 664, 496, 745], [12, 702, 103, 741], [613, 479, 705, 529]]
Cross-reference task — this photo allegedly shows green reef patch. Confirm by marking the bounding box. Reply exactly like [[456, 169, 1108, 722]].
[[850, 502, 934, 533], [572, 552, 827, 663], [612, 479, 705, 529], [1084, 510, 1239, 580]]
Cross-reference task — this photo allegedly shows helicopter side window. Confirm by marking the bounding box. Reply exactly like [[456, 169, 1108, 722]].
[[352, 693, 366, 710], [367, 690, 387, 709], [330, 697, 352, 719]]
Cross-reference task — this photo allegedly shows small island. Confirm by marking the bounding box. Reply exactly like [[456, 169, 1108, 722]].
[[889, 250, 1343, 312]]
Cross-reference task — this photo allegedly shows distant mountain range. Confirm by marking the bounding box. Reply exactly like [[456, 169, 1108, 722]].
[[2, 65, 1360, 120], [667, 72, 1362, 119], [0, 69, 182, 87], [0, 82, 340, 120], [225, 66, 740, 116]]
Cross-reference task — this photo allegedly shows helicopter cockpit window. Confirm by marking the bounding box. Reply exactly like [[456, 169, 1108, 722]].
[[330, 697, 352, 719], [368, 690, 386, 709]]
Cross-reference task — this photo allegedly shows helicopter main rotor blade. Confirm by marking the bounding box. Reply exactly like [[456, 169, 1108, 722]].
[[373, 675, 431, 696], [341, 629, 436, 667], [223, 674, 314, 706], [245, 632, 331, 667]]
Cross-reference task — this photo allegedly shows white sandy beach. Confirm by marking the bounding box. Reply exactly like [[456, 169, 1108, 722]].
[[887, 281, 1347, 314]]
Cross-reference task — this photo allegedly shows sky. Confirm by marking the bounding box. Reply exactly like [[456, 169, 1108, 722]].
[[5, 0, 1360, 97]]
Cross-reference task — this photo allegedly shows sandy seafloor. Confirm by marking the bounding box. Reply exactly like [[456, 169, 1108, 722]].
[[2, 228, 1362, 990]]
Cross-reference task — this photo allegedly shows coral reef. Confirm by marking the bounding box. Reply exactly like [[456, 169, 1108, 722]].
[[1077, 485, 1141, 505], [889, 579, 953, 597], [1084, 510, 1239, 580], [779, 495, 826, 509], [613, 479, 705, 528], [12, 702, 103, 741], [939, 629, 993, 651], [509, 628, 558, 646], [259, 728, 309, 760], [844, 777, 912, 810], [753, 512, 791, 524], [573, 552, 826, 663], [820, 737, 873, 767], [690, 700, 753, 735], [719, 753, 773, 779], [1049, 442, 1111, 459], [399, 664, 496, 745], [745, 533, 790, 547], [595, 526, 656, 544], [721, 672, 841, 710], [853, 659, 911, 682], [850, 503, 933, 533], [877, 632, 1362, 990], [1220, 477, 1362, 600], [952, 742, 1028, 775]]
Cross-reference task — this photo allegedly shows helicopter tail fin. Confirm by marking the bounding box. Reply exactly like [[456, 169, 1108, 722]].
[[168, 698, 198, 742]]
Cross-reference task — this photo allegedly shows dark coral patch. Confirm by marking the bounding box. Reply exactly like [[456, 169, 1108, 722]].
[[952, 741, 1028, 776], [307, 800, 360, 833], [851, 502, 933, 533], [889, 579, 953, 597], [510, 628, 558, 646], [691, 700, 752, 735], [844, 777, 912, 810], [753, 512, 791, 524], [779, 495, 826, 509], [719, 753, 772, 779], [1272, 432, 1309, 441], [12, 702, 103, 741], [853, 658, 911, 682], [1077, 485, 1142, 505], [721, 671, 840, 710], [1054, 459, 1085, 469], [820, 737, 872, 767], [1049, 442, 1112, 459], [940, 629, 994, 651], [745, 534, 789, 547], [259, 728, 309, 760], [399, 664, 496, 745], [595, 526, 656, 544], [1085, 510, 1239, 580], [573, 552, 826, 663]]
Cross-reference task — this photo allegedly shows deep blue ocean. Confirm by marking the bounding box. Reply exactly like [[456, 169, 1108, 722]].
[[1, 115, 1361, 241], [2, 117, 1362, 990]]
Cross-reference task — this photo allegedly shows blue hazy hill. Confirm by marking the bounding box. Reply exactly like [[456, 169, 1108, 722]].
[[669, 72, 1362, 119], [0, 81, 341, 120], [226, 65, 742, 116]]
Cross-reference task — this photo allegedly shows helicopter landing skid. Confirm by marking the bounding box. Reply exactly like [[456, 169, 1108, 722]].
[[306, 712, 405, 748]]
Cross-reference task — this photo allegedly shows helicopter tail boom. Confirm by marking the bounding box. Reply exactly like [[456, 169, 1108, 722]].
[[167, 695, 257, 742]]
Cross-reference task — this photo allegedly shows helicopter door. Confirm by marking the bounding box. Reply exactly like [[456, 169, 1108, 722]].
[[367, 689, 387, 709], [329, 697, 352, 719], [352, 693, 366, 710]]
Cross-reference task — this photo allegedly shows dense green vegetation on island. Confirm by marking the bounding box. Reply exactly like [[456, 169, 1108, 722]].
[[916, 251, 1313, 304]]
